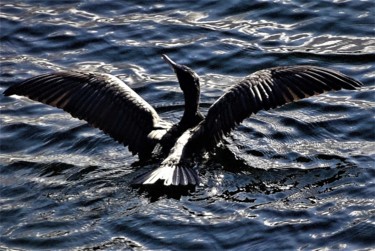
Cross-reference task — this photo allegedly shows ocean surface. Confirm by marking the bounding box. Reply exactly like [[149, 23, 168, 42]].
[[1, 0, 374, 250]]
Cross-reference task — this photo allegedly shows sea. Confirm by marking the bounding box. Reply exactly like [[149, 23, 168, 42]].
[[1, 0, 374, 250]]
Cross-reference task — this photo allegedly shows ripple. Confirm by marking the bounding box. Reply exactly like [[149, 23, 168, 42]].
[[1, 0, 374, 250]]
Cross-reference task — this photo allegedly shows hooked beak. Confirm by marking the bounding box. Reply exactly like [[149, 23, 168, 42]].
[[162, 54, 180, 71]]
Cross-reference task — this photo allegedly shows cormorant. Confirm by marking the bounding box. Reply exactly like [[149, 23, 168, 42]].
[[3, 55, 362, 186]]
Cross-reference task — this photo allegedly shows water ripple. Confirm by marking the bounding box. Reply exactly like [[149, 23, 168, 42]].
[[1, 0, 374, 250]]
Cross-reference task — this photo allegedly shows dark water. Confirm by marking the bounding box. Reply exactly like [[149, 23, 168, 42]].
[[1, 0, 375, 250]]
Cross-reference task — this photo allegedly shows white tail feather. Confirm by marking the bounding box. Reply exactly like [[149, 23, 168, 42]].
[[132, 163, 199, 186], [132, 129, 199, 186]]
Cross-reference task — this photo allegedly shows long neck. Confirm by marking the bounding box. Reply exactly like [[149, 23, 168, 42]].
[[179, 86, 203, 130], [159, 89, 203, 153], [183, 90, 199, 118]]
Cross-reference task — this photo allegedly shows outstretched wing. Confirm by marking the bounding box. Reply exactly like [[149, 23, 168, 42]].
[[186, 65, 362, 150], [3, 71, 169, 157]]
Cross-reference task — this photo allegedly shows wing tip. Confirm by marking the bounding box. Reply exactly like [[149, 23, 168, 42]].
[[310, 66, 364, 89], [3, 86, 16, 96]]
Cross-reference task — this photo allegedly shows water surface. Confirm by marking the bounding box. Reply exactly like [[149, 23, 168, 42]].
[[1, 0, 374, 250]]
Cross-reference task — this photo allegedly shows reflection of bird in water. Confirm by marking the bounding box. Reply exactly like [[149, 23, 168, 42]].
[[4, 54, 362, 186]]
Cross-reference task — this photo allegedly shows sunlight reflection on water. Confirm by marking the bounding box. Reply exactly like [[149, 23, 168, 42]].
[[1, 0, 374, 250]]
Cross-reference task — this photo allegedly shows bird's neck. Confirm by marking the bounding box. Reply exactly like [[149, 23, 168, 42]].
[[159, 104, 203, 153], [180, 110, 204, 129], [180, 90, 203, 129]]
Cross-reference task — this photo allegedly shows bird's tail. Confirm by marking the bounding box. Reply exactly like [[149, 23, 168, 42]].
[[131, 162, 199, 186]]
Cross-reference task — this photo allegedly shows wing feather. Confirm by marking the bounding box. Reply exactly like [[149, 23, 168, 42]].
[[3, 71, 169, 157], [186, 65, 362, 151]]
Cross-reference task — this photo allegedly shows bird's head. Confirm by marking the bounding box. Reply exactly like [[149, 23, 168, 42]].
[[162, 54, 203, 126], [162, 54, 200, 93]]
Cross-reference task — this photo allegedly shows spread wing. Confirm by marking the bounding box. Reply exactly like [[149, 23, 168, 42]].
[[186, 65, 362, 151], [3, 71, 170, 157]]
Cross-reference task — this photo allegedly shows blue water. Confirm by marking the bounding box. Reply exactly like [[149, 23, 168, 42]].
[[1, 1, 375, 250]]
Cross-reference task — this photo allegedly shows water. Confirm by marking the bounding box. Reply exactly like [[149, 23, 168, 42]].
[[1, 0, 374, 250]]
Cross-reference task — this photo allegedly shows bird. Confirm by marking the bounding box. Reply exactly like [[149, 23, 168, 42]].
[[3, 54, 362, 186]]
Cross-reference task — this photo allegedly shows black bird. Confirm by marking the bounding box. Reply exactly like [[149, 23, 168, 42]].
[[3, 55, 362, 186]]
